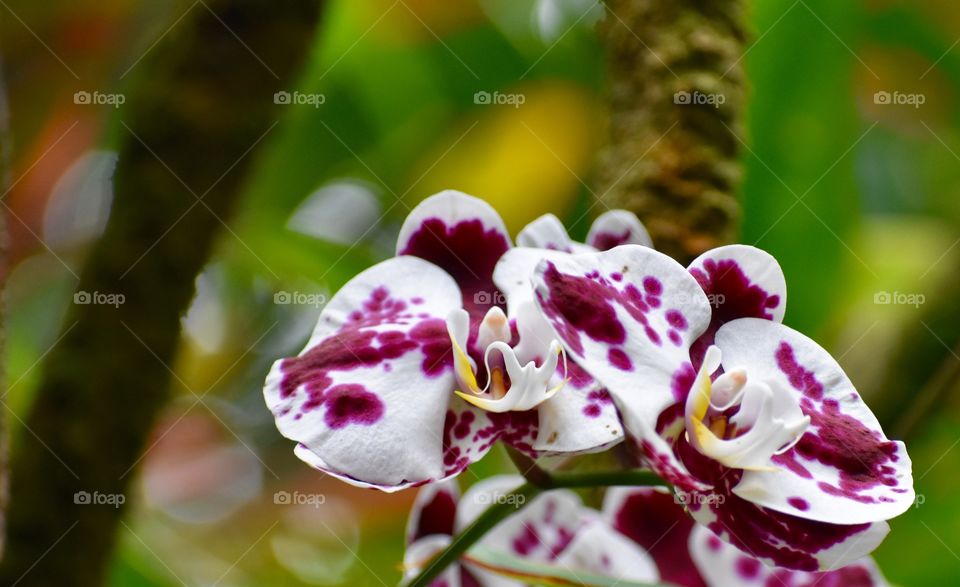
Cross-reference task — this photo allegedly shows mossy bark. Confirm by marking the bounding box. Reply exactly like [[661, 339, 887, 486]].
[[0, 1, 321, 585], [596, 0, 747, 262]]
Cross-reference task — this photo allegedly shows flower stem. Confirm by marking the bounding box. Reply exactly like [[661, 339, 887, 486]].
[[405, 466, 666, 587], [406, 482, 543, 587]]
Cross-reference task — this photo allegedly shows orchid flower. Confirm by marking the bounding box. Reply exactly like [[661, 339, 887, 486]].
[[264, 191, 642, 491], [529, 243, 915, 571], [604, 487, 890, 587], [403, 475, 659, 586]]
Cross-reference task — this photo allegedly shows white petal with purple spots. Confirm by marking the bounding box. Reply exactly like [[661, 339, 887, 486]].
[[531, 245, 712, 489], [716, 319, 915, 524], [265, 256, 460, 491], [689, 524, 889, 587]]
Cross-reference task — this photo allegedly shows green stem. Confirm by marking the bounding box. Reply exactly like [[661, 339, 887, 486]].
[[408, 482, 543, 587], [405, 468, 666, 587], [548, 469, 665, 489]]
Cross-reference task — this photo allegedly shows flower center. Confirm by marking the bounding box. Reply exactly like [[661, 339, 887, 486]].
[[684, 346, 809, 471], [447, 305, 565, 413]]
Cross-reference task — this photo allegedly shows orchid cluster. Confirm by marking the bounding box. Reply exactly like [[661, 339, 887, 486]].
[[264, 191, 914, 586]]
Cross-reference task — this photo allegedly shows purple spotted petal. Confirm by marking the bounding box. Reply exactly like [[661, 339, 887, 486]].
[[716, 319, 915, 524], [463, 477, 583, 562], [493, 248, 625, 455], [397, 190, 512, 320], [586, 210, 653, 250], [264, 256, 460, 491], [554, 517, 660, 583], [407, 478, 460, 544], [533, 379, 624, 455], [683, 481, 890, 571], [689, 524, 889, 587], [687, 245, 787, 367], [603, 487, 707, 587], [464, 476, 658, 585], [531, 245, 712, 490]]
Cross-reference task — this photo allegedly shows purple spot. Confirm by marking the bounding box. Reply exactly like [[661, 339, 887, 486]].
[[323, 384, 384, 429], [611, 272, 623, 281], [582, 389, 614, 418], [512, 524, 540, 556], [644, 325, 662, 346], [689, 258, 779, 323], [666, 310, 688, 330], [671, 362, 696, 401], [400, 217, 510, 319], [539, 263, 627, 353], [643, 276, 663, 296], [689, 258, 781, 367], [410, 488, 457, 540], [776, 342, 824, 400], [735, 557, 761, 579], [612, 489, 707, 587], [608, 348, 633, 371], [787, 497, 809, 511], [590, 229, 632, 251], [668, 330, 682, 346]]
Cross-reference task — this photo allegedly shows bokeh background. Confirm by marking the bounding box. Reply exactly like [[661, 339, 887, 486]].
[[3, 0, 960, 584]]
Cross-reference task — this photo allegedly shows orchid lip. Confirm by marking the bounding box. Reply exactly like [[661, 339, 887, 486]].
[[685, 345, 810, 471], [447, 307, 567, 413]]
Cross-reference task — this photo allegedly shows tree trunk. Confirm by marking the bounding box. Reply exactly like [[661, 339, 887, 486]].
[[0, 1, 322, 585], [595, 0, 747, 263], [0, 52, 12, 561]]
